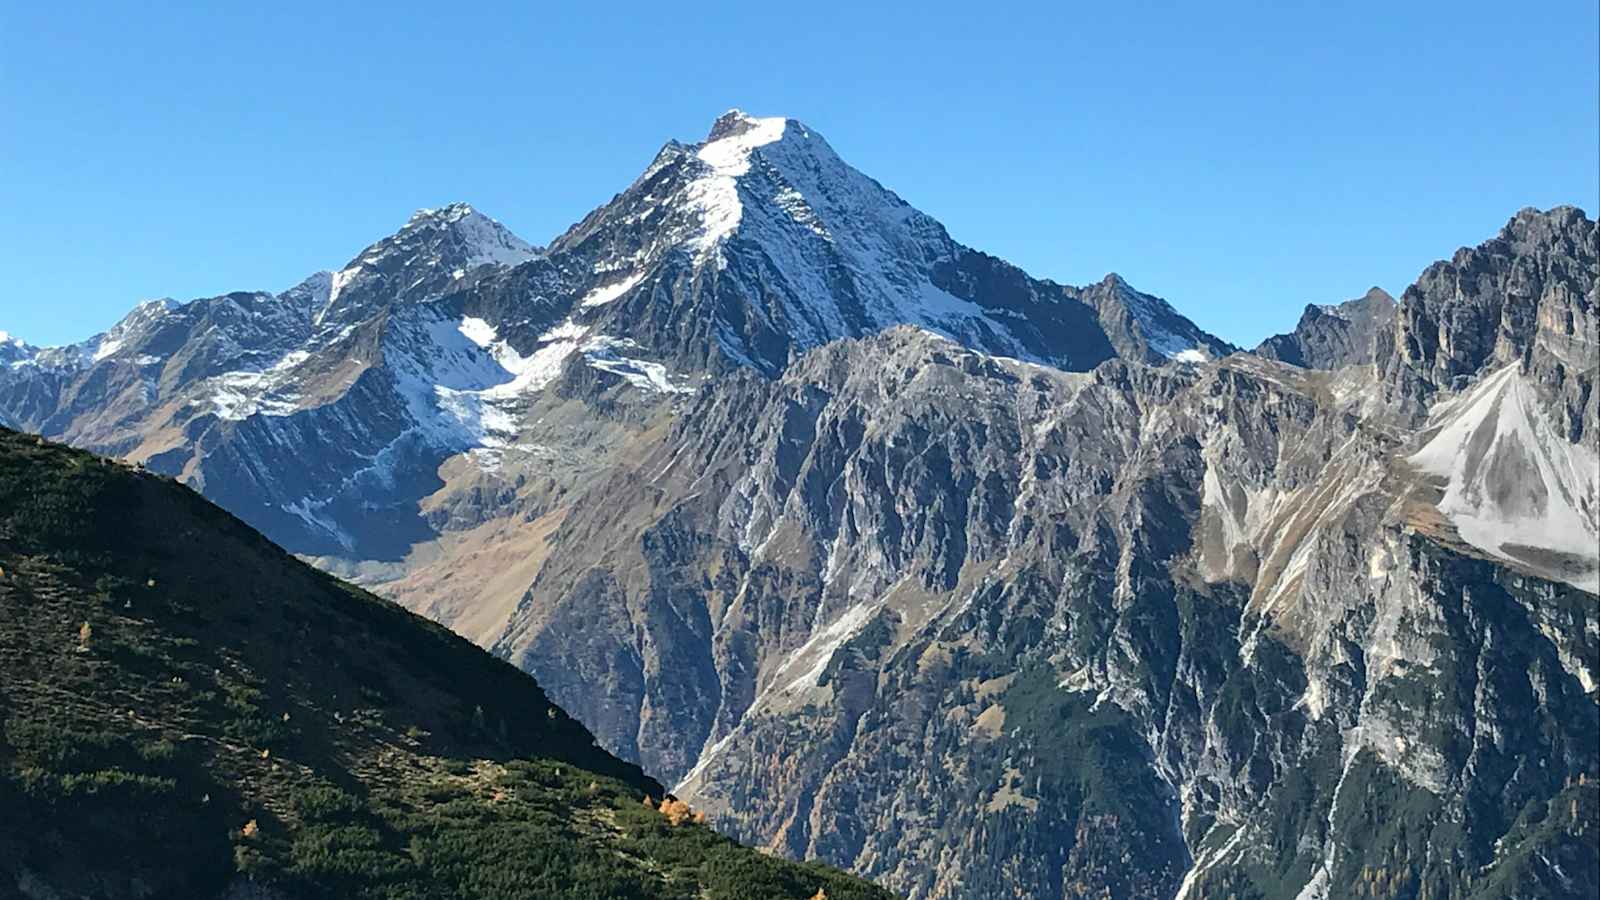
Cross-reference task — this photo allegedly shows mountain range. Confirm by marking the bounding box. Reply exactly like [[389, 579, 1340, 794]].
[[2, 110, 1595, 899]]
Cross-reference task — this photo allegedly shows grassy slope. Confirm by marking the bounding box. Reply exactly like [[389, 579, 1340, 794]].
[[0, 429, 892, 900]]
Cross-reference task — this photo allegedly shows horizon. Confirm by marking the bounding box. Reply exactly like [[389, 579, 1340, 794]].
[[3, 2, 1596, 348]]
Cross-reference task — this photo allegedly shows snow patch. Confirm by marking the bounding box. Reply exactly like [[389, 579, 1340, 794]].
[[578, 272, 645, 308], [675, 730, 738, 794], [457, 317, 499, 348], [205, 347, 316, 420], [582, 336, 693, 394], [1115, 280, 1209, 359], [697, 112, 788, 174], [284, 497, 355, 551], [781, 599, 882, 694], [1175, 823, 1249, 900], [314, 266, 362, 325], [682, 112, 788, 259]]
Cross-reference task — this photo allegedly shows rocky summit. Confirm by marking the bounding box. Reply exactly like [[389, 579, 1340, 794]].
[[2, 111, 1595, 900]]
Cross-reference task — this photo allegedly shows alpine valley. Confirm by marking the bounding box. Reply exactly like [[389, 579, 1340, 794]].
[[3, 111, 1595, 900]]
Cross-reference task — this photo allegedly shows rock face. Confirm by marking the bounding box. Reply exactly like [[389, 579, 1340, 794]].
[[1, 109, 1596, 900], [502, 321, 1597, 898], [1378, 206, 1599, 444], [1076, 273, 1239, 364], [1256, 286, 1395, 369], [485, 206, 1598, 899]]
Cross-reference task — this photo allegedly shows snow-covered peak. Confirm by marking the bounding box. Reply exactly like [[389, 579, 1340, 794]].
[[81, 297, 187, 363], [706, 108, 769, 139], [546, 109, 1144, 373], [408, 201, 479, 225], [698, 111, 788, 174], [395, 202, 539, 269], [672, 111, 926, 265], [671, 111, 819, 260], [339, 202, 539, 275], [0, 330, 37, 369], [3, 295, 200, 373], [312, 204, 541, 326], [280, 271, 334, 307]]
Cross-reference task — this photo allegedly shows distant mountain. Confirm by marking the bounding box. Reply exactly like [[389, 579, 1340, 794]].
[[537, 110, 1230, 375], [0, 428, 891, 899], [1255, 286, 1395, 368], [0, 110, 1229, 566], [1, 107, 1596, 900]]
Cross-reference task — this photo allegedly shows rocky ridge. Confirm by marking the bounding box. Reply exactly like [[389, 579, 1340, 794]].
[[1255, 286, 1396, 369]]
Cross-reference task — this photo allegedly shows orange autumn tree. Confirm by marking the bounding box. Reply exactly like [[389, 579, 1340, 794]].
[[656, 797, 707, 826]]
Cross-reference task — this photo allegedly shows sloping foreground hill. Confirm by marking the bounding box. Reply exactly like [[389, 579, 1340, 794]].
[[0, 428, 891, 900]]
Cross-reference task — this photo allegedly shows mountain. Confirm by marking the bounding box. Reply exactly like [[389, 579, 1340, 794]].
[[537, 110, 1230, 375], [1, 104, 1596, 900], [456, 205, 1598, 898], [478, 210, 1597, 900], [1255, 286, 1396, 368], [0, 428, 891, 899], [0, 110, 1229, 582]]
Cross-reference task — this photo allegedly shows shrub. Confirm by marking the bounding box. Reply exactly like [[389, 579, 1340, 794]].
[[292, 785, 364, 823]]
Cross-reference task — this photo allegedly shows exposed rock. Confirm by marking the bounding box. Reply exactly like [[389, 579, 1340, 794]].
[[1255, 286, 1396, 369]]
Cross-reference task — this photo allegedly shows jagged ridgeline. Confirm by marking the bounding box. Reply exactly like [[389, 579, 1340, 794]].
[[0, 429, 890, 900]]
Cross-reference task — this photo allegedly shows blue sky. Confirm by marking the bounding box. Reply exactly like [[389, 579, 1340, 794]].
[[2, 1, 1595, 347]]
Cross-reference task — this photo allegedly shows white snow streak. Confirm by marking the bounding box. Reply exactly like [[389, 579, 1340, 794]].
[[578, 272, 645, 308], [683, 112, 788, 259]]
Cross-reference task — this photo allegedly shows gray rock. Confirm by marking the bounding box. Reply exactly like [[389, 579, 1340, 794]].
[[1256, 286, 1396, 369]]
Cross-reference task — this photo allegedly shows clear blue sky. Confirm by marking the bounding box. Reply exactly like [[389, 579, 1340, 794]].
[[2, 1, 1595, 347]]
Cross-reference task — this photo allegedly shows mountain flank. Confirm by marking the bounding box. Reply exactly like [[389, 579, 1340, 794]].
[[0, 428, 891, 900]]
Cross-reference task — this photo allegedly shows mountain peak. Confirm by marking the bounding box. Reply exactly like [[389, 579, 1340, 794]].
[[406, 201, 480, 225], [705, 108, 782, 143], [696, 110, 789, 175], [310, 203, 539, 326], [347, 203, 537, 275], [547, 112, 1226, 375], [1255, 285, 1398, 369], [393, 202, 537, 266], [1498, 204, 1593, 255], [1061, 273, 1235, 364]]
